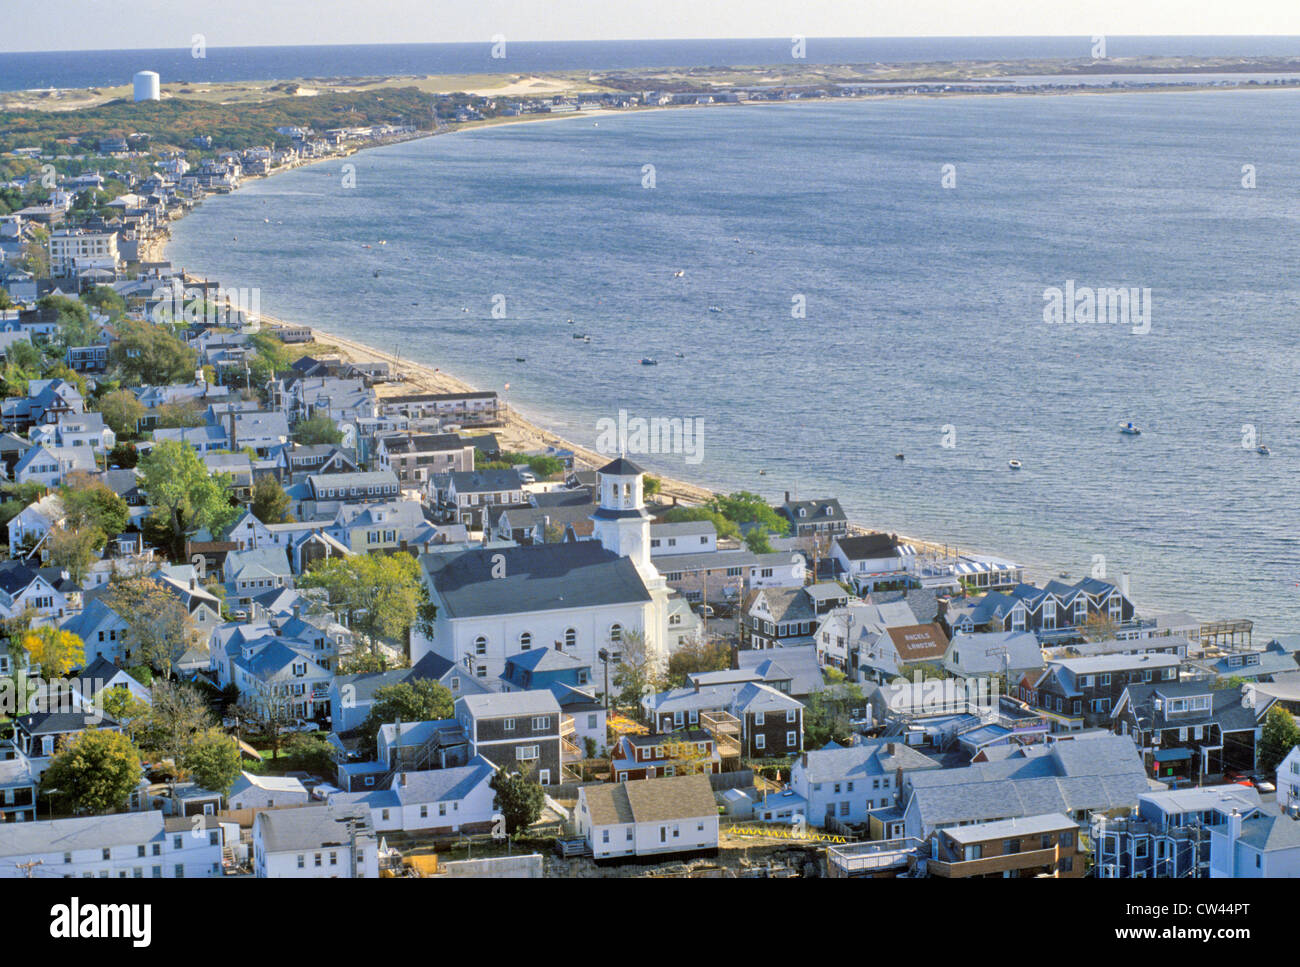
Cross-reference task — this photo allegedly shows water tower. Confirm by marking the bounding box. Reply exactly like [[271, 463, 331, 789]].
[[133, 71, 160, 102]]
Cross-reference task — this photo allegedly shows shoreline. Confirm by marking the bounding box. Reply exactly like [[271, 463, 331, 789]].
[[159, 94, 1236, 601]]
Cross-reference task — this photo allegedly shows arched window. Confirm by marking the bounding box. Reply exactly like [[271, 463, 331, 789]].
[[609, 623, 623, 643], [564, 628, 577, 649], [474, 635, 487, 656], [519, 632, 532, 651]]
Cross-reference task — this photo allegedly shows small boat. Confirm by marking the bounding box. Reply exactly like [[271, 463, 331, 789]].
[[1258, 443, 1271, 455], [572, 333, 587, 339], [372, 270, 380, 278], [263, 217, 269, 223], [515, 356, 526, 362], [674, 270, 685, 278], [895, 453, 905, 461], [708, 306, 723, 313], [758, 469, 768, 475], [1120, 422, 1141, 435], [641, 358, 657, 366], [673, 351, 685, 358], [1008, 459, 1023, 470]]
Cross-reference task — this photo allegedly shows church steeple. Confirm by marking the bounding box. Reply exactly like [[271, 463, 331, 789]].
[[592, 457, 651, 571]]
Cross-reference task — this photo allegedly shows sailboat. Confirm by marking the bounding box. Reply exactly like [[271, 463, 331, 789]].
[[1257, 426, 1271, 455]]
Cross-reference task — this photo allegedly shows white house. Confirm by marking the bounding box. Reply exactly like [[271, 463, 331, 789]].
[[252, 804, 378, 878], [0, 811, 222, 878], [576, 773, 719, 861], [411, 457, 671, 683], [832, 533, 918, 592], [1208, 805, 1300, 877], [6, 493, 65, 558], [227, 772, 310, 811], [329, 757, 496, 834], [1278, 745, 1300, 810]]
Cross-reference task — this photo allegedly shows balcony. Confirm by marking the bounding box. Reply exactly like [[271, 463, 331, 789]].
[[700, 711, 742, 761], [927, 845, 1064, 878]]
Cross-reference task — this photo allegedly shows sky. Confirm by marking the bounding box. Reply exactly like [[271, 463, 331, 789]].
[[7, 0, 1300, 52]]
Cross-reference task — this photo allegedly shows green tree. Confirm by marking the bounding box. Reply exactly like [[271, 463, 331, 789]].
[[138, 439, 238, 558], [142, 680, 216, 766], [359, 680, 454, 757], [298, 553, 425, 656], [610, 628, 663, 712], [102, 574, 199, 679], [665, 637, 731, 688], [40, 729, 142, 815], [45, 525, 101, 587], [250, 474, 293, 524], [292, 412, 343, 445], [108, 441, 139, 469], [83, 285, 126, 318], [1259, 705, 1300, 773], [61, 472, 129, 543], [96, 388, 146, 438], [643, 475, 662, 497], [284, 732, 336, 775], [803, 682, 866, 748], [95, 688, 151, 741], [489, 767, 545, 836], [182, 728, 242, 794], [708, 491, 789, 536], [109, 318, 198, 386], [744, 528, 774, 554]]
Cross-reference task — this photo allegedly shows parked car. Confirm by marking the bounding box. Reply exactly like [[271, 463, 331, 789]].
[[1251, 775, 1277, 793]]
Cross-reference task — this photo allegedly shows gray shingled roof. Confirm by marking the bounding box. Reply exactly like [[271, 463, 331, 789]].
[[582, 773, 715, 827], [423, 543, 651, 619]]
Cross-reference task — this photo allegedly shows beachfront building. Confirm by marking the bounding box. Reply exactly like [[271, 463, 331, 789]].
[[47, 228, 120, 277], [411, 458, 672, 687]]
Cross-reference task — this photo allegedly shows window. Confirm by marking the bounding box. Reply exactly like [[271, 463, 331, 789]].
[[516, 745, 539, 761], [755, 734, 765, 750], [504, 718, 515, 731], [474, 636, 487, 655], [609, 623, 623, 643], [519, 632, 532, 650], [532, 716, 550, 731], [420, 805, 428, 818], [565, 628, 577, 649], [602, 829, 610, 843], [786, 731, 797, 747], [786, 709, 797, 723], [297, 854, 305, 868], [755, 711, 765, 726]]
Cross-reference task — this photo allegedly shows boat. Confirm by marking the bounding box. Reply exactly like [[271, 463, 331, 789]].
[[1008, 459, 1022, 470], [895, 453, 905, 461], [674, 270, 685, 278], [1058, 572, 1070, 579], [1120, 422, 1142, 435], [641, 358, 657, 366], [708, 306, 723, 313], [515, 357, 526, 362], [674, 352, 685, 358], [572, 333, 587, 339], [1257, 426, 1271, 455], [372, 270, 380, 278], [758, 470, 767, 475]]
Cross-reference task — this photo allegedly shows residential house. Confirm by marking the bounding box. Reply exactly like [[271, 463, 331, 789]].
[[776, 495, 848, 539], [329, 757, 496, 835], [925, 812, 1084, 878], [1022, 653, 1182, 732], [1111, 680, 1265, 783], [0, 811, 222, 878], [1208, 804, 1300, 877], [226, 772, 310, 811], [608, 730, 720, 782], [832, 533, 917, 593], [643, 680, 804, 759], [456, 691, 563, 785], [252, 804, 378, 878], [575, 773, 719, 862]]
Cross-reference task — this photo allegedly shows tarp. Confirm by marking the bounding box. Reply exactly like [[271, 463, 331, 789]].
[[1153, 747, 1192, 762]]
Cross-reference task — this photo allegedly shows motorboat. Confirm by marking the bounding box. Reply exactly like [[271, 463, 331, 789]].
[[1008, 459, 1023, 470], [1120, 422, 1142, 435]]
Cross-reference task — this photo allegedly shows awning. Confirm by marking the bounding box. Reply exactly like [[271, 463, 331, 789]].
[[1153, 747, 1192, 763]]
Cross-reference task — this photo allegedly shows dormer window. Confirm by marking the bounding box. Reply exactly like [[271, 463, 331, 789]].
[[798, 508, 806, 517]]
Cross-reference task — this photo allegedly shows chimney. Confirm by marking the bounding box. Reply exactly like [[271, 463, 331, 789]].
[[400, 773, 408, 787], [887, 742, 897, 755], [1226, 808, 1242, 877]]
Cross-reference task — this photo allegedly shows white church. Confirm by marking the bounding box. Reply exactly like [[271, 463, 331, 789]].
[[410, 458, 671, 690]]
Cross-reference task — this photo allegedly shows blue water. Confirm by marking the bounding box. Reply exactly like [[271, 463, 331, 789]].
[[168, 90, 1300, 637], [7, 37, 1300, 91]]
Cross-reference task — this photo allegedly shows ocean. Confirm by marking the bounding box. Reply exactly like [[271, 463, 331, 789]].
[[6, 36, 1300, 91], [166, 90, 1300, 637]]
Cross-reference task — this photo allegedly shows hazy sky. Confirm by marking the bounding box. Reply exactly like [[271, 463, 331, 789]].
[[8, 0, 1300, 52]]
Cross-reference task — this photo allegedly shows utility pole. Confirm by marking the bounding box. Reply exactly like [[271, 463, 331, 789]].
[[14, 859, 42, 878]]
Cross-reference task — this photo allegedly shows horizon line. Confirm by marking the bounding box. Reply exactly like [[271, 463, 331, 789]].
[[7, 33, 1300, 57]]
